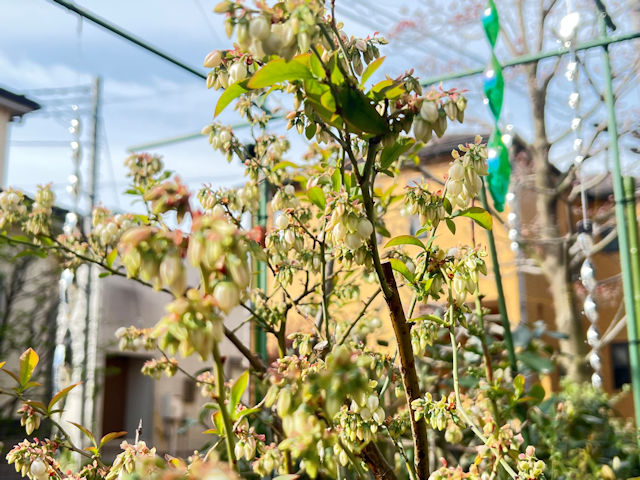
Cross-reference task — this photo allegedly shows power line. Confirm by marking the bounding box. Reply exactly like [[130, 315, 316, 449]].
[[49, 0, 208, 80]]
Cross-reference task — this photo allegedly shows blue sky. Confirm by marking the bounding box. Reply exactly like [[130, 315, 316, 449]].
[[2, 0, 639, 215]]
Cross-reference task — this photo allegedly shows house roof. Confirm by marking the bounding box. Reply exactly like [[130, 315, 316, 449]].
[[0, 87, 41, 120], [418, 133, 489, 163]]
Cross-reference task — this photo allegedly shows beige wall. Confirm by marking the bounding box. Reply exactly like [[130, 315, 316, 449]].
[[0, 106, 11, 188], [95, 272, 251, 457]]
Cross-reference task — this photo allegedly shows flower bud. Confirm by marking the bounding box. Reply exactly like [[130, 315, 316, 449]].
[[227, 257, 250, 288], [237, 22, 250, 47], [357, 218, 373, 238], [228, 62, 247, 84], [345, 232, 362, 250], [444, 100, 457, 121], [234, 442, 244, 461], [413, 117, 432, 143], [218, 71, 229, 89], [218, 129, 232, 144], [160, 254, 186, 297], [277, 388, 292, 416], [275, 214, 289, 230], [204, 50, 223, 68], [140, 254, 159, 283], [332, 222, 347, 242], [373, 406, 385, 424], [284, 229, 296, 246], [359, 407, 372, 421], [297, 31, 310, 52], [434, 115, 447, 138], [249, 16, 270, 40], [122, 248, 142, 277], [449, 161, 465, 181], [213, 281, 240, 313], [345, 212, 359, 232], [420, 100, 439, 123], [187, 236, 204, 267], [30, 459, 47, 478], [213, 0, 232, 13]]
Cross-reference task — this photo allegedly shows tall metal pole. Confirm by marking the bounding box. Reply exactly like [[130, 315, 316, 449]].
[[480, 184, 518, 374], [623, 177, 640, 338], [81, 76, 101, 432], [599, 14, 640, 432], [89, 77, 101, 211]]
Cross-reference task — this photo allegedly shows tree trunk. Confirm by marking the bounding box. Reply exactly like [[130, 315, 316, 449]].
[[525, 63, 589, 383], [544, 257, 589, 382]]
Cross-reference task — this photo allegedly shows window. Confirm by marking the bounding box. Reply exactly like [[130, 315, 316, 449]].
[[610, 342, 630, 389]]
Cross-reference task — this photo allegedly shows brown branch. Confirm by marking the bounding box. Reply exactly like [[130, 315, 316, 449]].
[[360, 442, 397, 480], [224, 326, 267, 376], [381, 261, 429, 478]]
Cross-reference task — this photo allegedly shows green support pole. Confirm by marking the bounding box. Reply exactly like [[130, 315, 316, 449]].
[[255, 179, 269, 363], [480, 184, 518, 374], [599, 14, 640, 433], [624, 177, 640, 342]]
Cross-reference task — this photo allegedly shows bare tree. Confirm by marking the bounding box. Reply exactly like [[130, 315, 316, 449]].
[[373, 0, 640, 381], [0, 245, 58, 420]]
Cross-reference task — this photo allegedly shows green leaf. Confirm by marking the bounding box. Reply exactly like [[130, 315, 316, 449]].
[[320, 89, 336, 112], [247, 54, 313, 89], [370, 79, 393, 93], [212, 410, 225, 436], [229, 371, 249, 416], [273, 160, 299, 171], [69, 421, 96, 447], [422, 276, 434, 292], [214, 80, 250, 117], [98, 272, 112, 278], [384, 235, 426, 250], [273, 476, 300, 480], [336, 87, 388, 135], [513, 374, 525, 396], [360, 56, 385, 86], [380, 137, 415, 170], [528, 383, 546, 404], [518, 352, 554, 374], [309, 52, 325, 78], [49, 382, 81, 412], [442, 197, 452, 215], [105, 248, 118, 269], [13, 249, 46, 260], [307, 187, 326, 210], [19, 348, 39, 387], [235, 406, 261, 419], [331, 169, 341, 192], [305, 123, 316, 140], [409, 313, 445, 326], [328, 53, 345, 85], [445, 218, 456, 234], [389, 258, 415, 283], [10, 235, 31, 243], [99, 431, 127, 449], [0, 361, 5, 370], [25, 400, 47, 412], [457, 207, 492, 230]]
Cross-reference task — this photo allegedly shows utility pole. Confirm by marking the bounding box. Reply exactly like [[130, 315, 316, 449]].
[[89, 77, 101, 210], [81, 76, 102, 432]]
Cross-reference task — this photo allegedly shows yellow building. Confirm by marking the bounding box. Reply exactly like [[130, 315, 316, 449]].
[[267, 132, 636, 419]]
